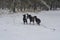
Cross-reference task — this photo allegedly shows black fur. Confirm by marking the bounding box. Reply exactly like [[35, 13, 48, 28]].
[[23, 14, 41, 25], [27, 14, 34, 24], [23, 14, 27, 24], [34, 16, 41, 25]]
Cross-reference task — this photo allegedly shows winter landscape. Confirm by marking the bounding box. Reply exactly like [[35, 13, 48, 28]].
[[0, 0, 60, 40], [0, 9, 60, 40]]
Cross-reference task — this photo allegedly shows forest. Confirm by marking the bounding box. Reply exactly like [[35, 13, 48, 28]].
[[0, 0, 60, 12]]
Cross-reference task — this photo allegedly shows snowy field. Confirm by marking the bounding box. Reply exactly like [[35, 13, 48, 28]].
[[0, 9, 60, 40]]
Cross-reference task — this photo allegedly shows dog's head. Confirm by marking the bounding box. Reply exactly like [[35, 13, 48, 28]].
[[27, 14, 32, 19], [34, 16, 37, 19], [23, 14, 26, 17]]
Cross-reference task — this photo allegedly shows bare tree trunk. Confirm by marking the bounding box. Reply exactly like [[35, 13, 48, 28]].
[[13, 0, 16, 12], [40, 0, 50, 10]]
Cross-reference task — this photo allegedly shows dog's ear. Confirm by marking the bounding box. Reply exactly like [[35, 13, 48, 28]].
[[34, 16, 37, 18], [23, 15, 25, 17], [27, 13, 28, 15]]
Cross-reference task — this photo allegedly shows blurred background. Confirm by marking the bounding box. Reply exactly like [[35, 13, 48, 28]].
[[0, 0, 60, 12]]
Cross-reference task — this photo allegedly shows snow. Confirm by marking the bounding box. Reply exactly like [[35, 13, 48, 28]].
[[0, 9, 60, 40]]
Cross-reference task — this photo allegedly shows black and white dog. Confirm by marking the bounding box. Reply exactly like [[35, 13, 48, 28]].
[[23, 14, 27, 24], [23, 14, 41, 25], [34, 16, 41, 25], [27, 14, 35, 24]]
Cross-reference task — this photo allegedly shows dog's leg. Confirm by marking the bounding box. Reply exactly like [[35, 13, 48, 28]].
[[26, 20, 28, 24]]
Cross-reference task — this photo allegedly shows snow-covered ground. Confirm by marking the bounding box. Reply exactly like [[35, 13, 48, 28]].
[[0, 9, 60, 40]]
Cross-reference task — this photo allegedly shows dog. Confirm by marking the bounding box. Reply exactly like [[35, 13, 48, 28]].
[[23, 14, 27, 24], [27, 14, 35, 24], [34, 16, 41, 25]]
